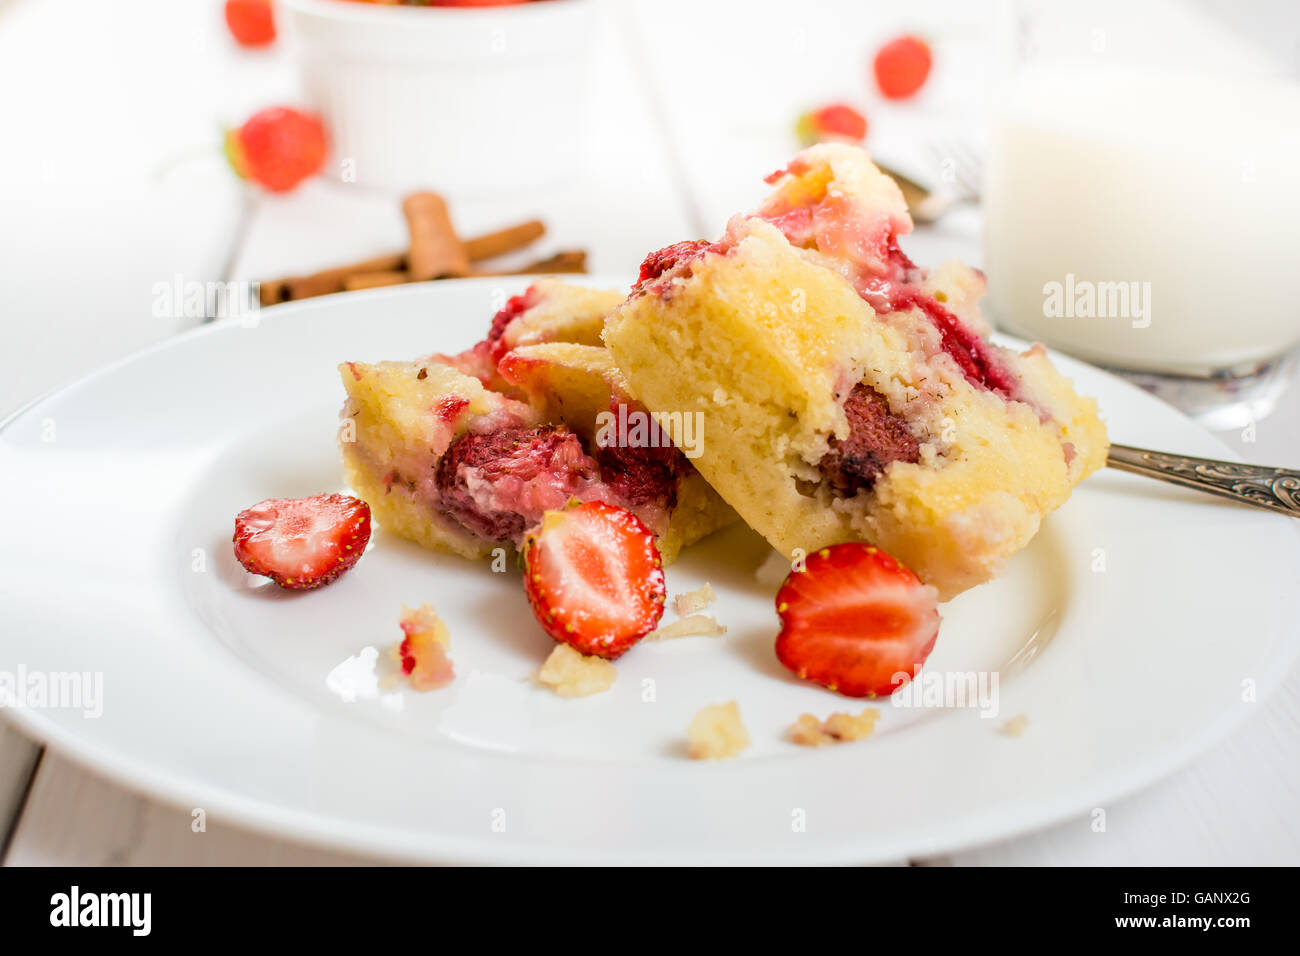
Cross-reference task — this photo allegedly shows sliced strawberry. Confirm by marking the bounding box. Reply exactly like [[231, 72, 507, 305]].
[[233, 493, 371, 590], [399, 604, 455, 691], [522, 501, 665, 660], [775, 544, 940, 697]]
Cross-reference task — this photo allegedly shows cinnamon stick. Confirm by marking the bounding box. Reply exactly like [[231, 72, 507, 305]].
[[473, 249, 587, 277], [403, 192, 469, 281], [339, 250, 581, 293], [258, 219, 548, 304], [343, 270, 409, 292], [259, 253, 406, 305], [463, 219, 545, 262]]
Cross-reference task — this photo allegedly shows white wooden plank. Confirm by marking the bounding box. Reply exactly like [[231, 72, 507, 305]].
[[0, 719, 40, 851], [0, 0, 271, 418]]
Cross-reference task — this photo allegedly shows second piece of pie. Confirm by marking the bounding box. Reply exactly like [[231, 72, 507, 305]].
[[603, 143, 1108, 599]]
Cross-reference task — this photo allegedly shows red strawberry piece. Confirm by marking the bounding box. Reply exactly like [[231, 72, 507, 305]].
[[775, 543, 940, 697], [484, 284, 541, 364], [224, 0, 276, 48], [873, 35, 932, 100], [233, 493, 371, 590], [522, 501, 666, 660], [635, 239, 713, 287], [225, 107, 328, 193], [795, 103, 869, 146]]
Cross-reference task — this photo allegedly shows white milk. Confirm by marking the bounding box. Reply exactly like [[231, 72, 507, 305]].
[[984, 66, 1300, 374]]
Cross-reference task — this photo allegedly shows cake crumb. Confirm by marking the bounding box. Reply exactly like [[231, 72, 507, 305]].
[[998, 713, 1030, 737], [398, 603, 454, 691], [687, 701, 750, 760], [789, 708, 879, 746], [648, 614, 726, 641], [673, 582, 717, 617], [536, 643, 617, 698]]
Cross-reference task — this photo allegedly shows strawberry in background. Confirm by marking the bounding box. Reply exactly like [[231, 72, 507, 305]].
[[225, 107, 328, 193], [795, 103, 869, 147], [225, 0, 276, 48], [873, 34, 933, 100]]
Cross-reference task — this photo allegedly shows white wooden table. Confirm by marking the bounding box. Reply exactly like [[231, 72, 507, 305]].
[[2, 0, 1298, 866]]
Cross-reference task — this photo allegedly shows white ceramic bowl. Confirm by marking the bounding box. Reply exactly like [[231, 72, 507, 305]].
[[281, 0, 596, 193]]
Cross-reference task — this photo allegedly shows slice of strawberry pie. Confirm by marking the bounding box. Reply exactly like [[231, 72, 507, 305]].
[[603, 144, 1108, 599], [339, 280, 735, 564]]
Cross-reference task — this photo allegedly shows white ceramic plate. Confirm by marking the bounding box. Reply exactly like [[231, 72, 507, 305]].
[[2, 279, 1298, 865]]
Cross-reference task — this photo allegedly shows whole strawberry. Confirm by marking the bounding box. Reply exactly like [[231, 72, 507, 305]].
[[225, 0, 276, 48], [795, 103, 868, 146], [775, 544, 940, 697], [225, 107, 328, 193], [233, 493, 371, 590], [873, 35, 932, 100], [523, 502, 665, 660]]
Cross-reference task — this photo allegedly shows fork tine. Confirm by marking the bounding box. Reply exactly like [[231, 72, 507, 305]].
[[923, 136, 984, 203], [945, 137, 984, 200], [927, 137, 965, 198]]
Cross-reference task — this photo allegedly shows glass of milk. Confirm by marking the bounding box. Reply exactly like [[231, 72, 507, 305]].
[[983, 0, 1300, 427]]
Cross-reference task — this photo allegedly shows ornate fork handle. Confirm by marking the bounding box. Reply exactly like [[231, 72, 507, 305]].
[[1107, 444, 1300, 518]]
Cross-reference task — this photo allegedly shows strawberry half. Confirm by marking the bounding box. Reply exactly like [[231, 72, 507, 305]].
[[775, 544, 940, 697], [522, 501, 665, 660], [233, 493, 371, 590]]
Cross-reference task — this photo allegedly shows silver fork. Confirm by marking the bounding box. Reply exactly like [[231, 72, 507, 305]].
[[1107, 445, 1300, 517], [875, 135, 985, 225], [929, 134, 984, 203]]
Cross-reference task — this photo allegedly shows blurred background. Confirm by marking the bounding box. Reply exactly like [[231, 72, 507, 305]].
[[2, 0, 1296, 425]]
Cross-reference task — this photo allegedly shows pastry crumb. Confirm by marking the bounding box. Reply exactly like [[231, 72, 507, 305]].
[[536, 643, 617, 698], [398, 603, 454, 691], [686, 700, 749, 760], [673, 582, 717, 617], [998, 713, 1029, 737], [789, 708, 879, 746], [648, 613, 727, 641]]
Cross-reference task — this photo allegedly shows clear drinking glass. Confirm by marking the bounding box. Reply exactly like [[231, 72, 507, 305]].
[[982, 0, 1300, 428]]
